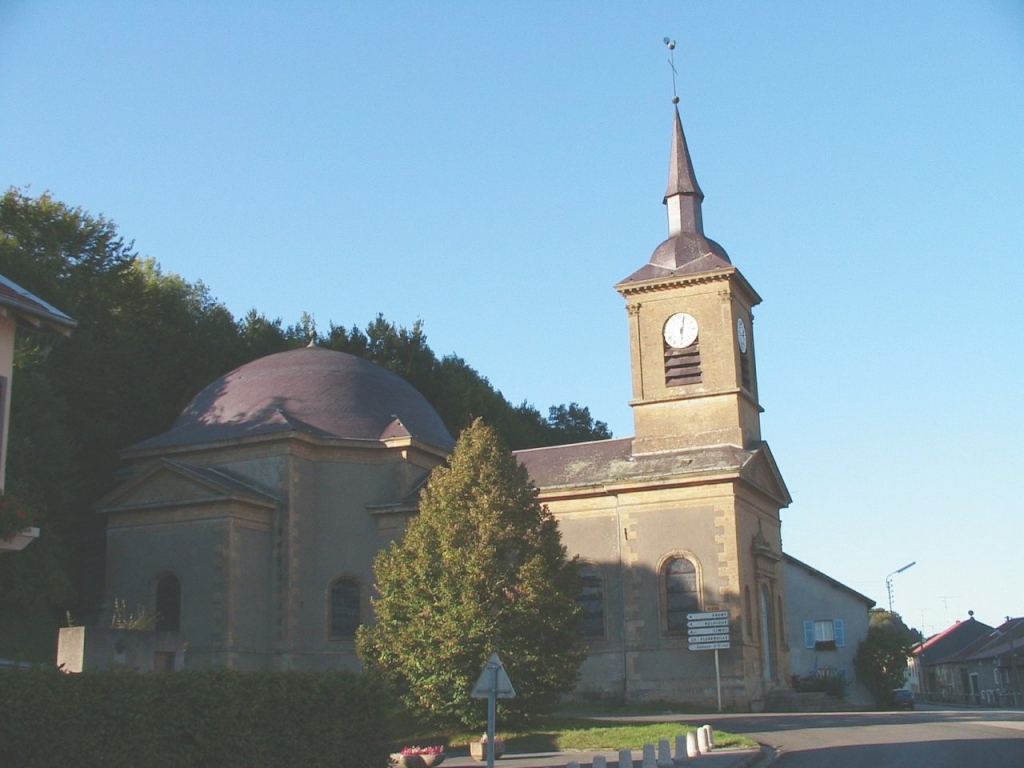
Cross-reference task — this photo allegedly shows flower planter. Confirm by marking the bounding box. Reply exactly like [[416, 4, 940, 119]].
[[469, 739, 504, 761], [390, 749, 444, 767], [0, 527, 39, 553]]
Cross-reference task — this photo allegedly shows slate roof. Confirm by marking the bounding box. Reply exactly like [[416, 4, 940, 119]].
[[128, 346, 455, 454], [617, 107, 732, 287], [0, 274, 76, 334], [515, 437, 755, 492], [958, 617, 1024, 663], [914, 616, 995, 666]]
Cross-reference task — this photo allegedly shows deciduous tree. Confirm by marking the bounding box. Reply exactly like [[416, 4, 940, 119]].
[[854, 610, 920, 707]]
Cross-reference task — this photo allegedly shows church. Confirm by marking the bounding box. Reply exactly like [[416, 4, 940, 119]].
[[97, 105, 792, 708]]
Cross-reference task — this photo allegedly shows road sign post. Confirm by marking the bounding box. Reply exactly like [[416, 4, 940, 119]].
[[471, 653, 516, 768], [687, 611, 730, 711]]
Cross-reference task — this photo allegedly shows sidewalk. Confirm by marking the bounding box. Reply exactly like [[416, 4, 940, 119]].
[[439, 745, 766, 768]]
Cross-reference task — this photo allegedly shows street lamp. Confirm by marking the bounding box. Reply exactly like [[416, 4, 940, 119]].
[[886, 561, 916, 614]]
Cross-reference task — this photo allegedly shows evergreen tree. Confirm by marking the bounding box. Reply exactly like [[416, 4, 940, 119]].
[[357, 420, 585, 728]]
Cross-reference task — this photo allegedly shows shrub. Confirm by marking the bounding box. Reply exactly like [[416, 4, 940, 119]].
[[0, 666, 392, 768]]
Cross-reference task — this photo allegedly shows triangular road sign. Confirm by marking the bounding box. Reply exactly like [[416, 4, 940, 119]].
[[471, 652, 516, 699]]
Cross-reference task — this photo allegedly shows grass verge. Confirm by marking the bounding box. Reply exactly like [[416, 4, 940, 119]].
[[393, 716, 757, 755]]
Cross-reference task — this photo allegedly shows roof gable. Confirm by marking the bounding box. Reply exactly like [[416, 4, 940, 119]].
[[0, 274, 76, 335], [97, 459, 278, 514], [784, 553, 875, 607], [739, 443, 792, 507]]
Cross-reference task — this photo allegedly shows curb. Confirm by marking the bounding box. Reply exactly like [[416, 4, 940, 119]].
[[740, 745, 779, 768]]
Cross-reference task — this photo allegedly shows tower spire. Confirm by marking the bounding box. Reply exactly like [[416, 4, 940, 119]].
[[664, 107, 705, 237], [662, 37, 704, 238]]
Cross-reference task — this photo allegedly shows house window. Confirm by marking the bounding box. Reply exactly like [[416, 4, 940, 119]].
[[577, 564, 605, 639], [329, 578, 361, 640], [155, 574, 181, 633], [664, 557, 700, 633], [804, 619, 845, 651]]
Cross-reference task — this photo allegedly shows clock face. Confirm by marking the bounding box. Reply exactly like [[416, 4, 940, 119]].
[[736, 317, 748, 354], [663, 313, 699, 349]]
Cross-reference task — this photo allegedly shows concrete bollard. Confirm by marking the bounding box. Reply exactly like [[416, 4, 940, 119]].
[[697, 726, 710, 755], [686, 730, 699, 758], [656, 738, 673, 768], [701, 724, 715, 749], [593, 756, 608, 768], [566, 761, 580, 768], [619, 748, 634, 767], [643, 742, 657, 768], [674, 733, 689, 763]]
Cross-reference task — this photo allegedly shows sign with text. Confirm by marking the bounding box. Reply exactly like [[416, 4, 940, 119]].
[[687, 610, 730, 651]]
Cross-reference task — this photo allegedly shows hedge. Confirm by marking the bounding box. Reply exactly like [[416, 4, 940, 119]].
[[0, 666, 393, 768]]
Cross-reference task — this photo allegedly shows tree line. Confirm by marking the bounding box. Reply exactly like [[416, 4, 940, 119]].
[[0, 187, 610, 640]]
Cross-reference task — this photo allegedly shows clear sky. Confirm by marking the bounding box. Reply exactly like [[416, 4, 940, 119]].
[[3, 1, 1022, 636]]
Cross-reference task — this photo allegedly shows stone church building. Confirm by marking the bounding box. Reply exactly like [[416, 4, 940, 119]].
[[98, 107, 792, 708]]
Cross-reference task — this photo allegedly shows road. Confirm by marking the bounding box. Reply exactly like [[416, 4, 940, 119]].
[[702, 705, 1024, 768]]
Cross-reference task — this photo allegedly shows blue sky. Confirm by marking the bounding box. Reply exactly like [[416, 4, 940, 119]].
[[3, 1, 1023, 636]]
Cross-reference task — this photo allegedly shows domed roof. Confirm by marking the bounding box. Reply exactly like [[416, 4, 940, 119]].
[[130, 346, 454, 452]]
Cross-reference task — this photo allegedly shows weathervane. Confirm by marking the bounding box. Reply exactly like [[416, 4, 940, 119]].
[[664, 37, 679, 105]]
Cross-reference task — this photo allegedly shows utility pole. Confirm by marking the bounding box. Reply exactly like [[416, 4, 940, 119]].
[[886, 561, 916, 613]]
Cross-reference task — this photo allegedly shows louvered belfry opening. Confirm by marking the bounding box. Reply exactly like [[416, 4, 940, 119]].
[[740, 351, 751, 390], [664, 337, 702, 386]]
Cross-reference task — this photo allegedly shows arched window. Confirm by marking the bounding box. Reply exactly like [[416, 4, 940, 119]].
[[155, 574, 181, 633], [664, 557, 700, 633], [577, 564, 605, 639], [329, 578, 361, 640]]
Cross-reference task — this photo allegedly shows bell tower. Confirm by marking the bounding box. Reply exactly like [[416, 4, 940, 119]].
[[616, 107, 763, 455]]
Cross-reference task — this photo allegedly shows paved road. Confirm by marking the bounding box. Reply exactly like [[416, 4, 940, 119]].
[[699, 706, 1024, 768]]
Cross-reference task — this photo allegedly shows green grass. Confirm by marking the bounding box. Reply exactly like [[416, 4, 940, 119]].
[[393, 716, 757, 755]]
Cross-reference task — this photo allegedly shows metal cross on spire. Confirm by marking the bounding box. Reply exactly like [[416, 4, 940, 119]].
[[664, 37, 680, 105]]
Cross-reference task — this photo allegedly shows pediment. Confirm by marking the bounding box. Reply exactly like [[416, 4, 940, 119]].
[[97, 459, 278, 515], [739, 443, 792, 507]]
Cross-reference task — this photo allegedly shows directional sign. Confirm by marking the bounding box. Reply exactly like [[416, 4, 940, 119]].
[[687, 626, 730, 635], [687, 610, 730, 652], [688, 614, 729, 626], [688, 640, 730, 651], [471, 652, 516, 699]]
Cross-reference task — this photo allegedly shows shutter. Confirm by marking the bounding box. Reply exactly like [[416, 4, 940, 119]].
[[835, 619, 846, 647], [804, 620, 815, 649]]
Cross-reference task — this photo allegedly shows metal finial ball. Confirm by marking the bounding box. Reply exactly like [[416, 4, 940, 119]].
[[672, 96, 679, 104], [667, 41, 676, 50]]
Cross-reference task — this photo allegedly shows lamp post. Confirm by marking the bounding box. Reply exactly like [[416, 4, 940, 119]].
[[886, 561, 916, 614]]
